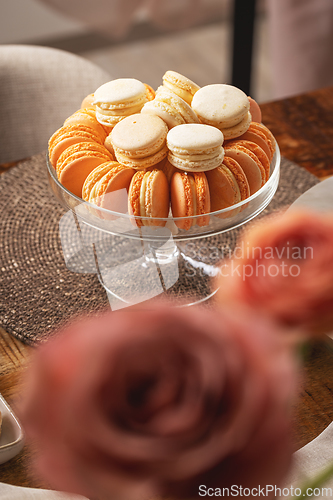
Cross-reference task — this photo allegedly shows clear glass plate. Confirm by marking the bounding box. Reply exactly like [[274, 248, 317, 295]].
[[47, 143, 280, 308]]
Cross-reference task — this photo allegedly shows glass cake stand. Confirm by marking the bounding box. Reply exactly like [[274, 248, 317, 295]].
[[46, 144, 280, 309]]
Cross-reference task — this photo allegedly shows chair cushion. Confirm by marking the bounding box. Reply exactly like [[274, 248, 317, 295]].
[[0, 44, 111, 163]]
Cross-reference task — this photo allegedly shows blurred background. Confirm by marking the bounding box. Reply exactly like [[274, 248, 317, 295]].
[[0, 0, 272, 102], [1, 0, 333, 104]]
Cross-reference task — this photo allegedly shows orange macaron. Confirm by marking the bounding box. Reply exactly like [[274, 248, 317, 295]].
[[56, 142, 113, 197], [82, 161, 135, 217], [206, 156, 250, 218], [81, 93, 96, 109], [223, 142, 266, 195], [247, 96, 262, 123], [170, 171, 210, 230], [246, 122, 276, 160], [226, 139, 270, 180], [48, 123, 104, 167], [236, 125, 272, 161], [128, 169, 169, 227], [64, 108, 108, 140]]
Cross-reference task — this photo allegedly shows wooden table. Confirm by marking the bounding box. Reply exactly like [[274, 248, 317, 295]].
[[1, 86, 333, 489]]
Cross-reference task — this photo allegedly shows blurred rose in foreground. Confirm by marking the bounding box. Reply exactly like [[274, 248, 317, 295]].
[[19, 304, 297, 500], [216, 210, 333, 337]]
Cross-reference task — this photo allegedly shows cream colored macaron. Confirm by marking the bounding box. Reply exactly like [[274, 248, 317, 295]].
[[141, 86, 200, 128], [162, 71, 200, 105], [167, 123, 224, 172], [110, 113, 169, 169], [191, 84, 251, 139], [93, 78, 148, 128]]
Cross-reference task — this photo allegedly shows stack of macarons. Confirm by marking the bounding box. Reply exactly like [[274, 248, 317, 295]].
[[141, 86, 200, 128], [93, 78, 154, 129], [48, 71, 277, 229]]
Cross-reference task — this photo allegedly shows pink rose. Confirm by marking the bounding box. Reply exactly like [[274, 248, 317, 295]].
[[216, 210, 333, 336], [20, 305, 297, 500]]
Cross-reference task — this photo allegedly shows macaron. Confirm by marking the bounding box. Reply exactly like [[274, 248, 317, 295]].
[[206, 156, 250, 217], [93, 78, 148, 128], [82, 161, 135, 215], [170, 171, 210, 230], [191, 84, 251, 139], [144, 83, 156, 101], [154, 156, 180, 184], [236, 124, 272, 161], [141, 86, 200, 129], [81, 93, 96, 109], [221, 156, 251, 201], [249, 122, 276, 159], [225, 139, 270, 180], [128, 169, 169, 227], [110, 113, 169, 170], [248, 96, 262, 123], [48, 124, 105, 168], [224, 143, 266, 195], [162, 70, 200, 105], [167, 123, 224, 172], [64, 108, 108, 139], [56, 142, 113, 197]]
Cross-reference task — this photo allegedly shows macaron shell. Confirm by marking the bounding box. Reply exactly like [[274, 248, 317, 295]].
[[94, 79, 147, 108], [224, 147, 263, 195], [128, 169, 169, 227], [98, 165, 135, 217], [111, 114, 168, 155], [250, 122, 276, 158], [191, 84, 250, 129], [206, 165, 241, 216], [194, 172, 211, 227], [56, 142, 112, 172], [104, 134, 115, 155], [57, 142, 113, 197], [64, 109, 107, 139], [50, 134, 100, 167], [115, 144, 169, 170], [236, 129, 272, 160], [141, 99, 185, 129], [171, 172, 194, 230], [248, 96, 262, 123], [58, 154, 112, 197], [49, 126, 103, 167], [82, 161, 120, 201], [220, 111, 252, 140], [154, 156, 180, 184], [142, 169, 169, 224], [144, 83, 156, 101], [168, 148, 225, 172], [162, 70, 200, 104], [167, 123, 224, 172], [226, 139, 270, 180], [81, 94, 95, 109], [142, 86, 200, 129], [171, 171, 210, 229], [222, 156, 250, 201]]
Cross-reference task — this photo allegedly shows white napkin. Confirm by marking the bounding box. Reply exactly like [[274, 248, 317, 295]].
[[0, 483, 88, 500], [281, 421, 333, 499]]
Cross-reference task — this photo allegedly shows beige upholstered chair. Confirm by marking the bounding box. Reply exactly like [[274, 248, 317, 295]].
[[0, 45, 111, 163]]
